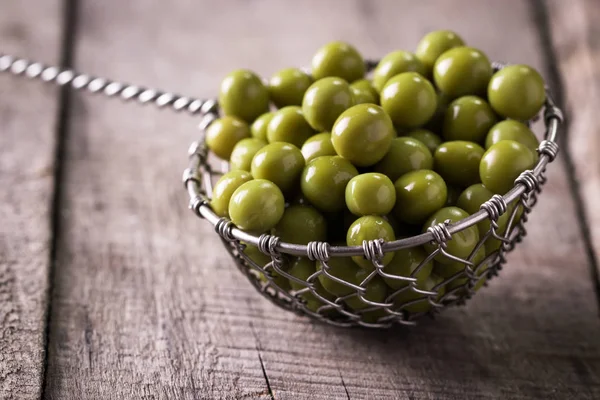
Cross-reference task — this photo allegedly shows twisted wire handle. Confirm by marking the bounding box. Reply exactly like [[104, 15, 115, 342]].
[[0, 53, 218, 116]]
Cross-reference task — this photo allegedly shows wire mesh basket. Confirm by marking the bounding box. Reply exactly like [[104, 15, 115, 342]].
[[182, 62, 564, 328]]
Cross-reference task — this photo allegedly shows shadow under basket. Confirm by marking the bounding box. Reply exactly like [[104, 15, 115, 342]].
[[183, 62, 564, 329]]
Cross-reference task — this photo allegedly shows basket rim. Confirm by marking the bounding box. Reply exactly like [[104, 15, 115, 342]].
[[184, 65, 563, 259]]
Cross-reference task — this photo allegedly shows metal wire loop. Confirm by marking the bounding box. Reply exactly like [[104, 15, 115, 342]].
[[538, 140, 559, 162], [182, 167, 201, 189], [215, 218, 236, 242], [427, 220, 452, 246], [515, 170, 539, 193], [198, 113, 217, 131], [258, 234, 281, 257], [544, 104, 564, 124], [307, 241, 330, 261], [480, 194, 507, 221], [363, 239, 385, 262], [188, 196, 208, 218]]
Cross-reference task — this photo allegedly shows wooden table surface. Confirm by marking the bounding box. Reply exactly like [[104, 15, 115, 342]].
[[1, 1, 599, 399]]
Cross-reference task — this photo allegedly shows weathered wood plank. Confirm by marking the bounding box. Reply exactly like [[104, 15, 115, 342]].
[[0, 1, 62, 399], [545, 0, 600, 310], [44, 1, 600, 399]]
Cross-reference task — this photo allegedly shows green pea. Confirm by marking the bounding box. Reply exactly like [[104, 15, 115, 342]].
[[273, 204, 327, 245], [288, 257, 317, 291], [485, 120, 539, 162], [406, 129, 443, 154], [302, 77, 355, 132], [381, 72, 437, 128], [375, 137, 433, 182], [393, 274, 445, 314], [416, 30, 465, 77], [268, 67, 313, 108], [372, 50, 426, 92], [228, 179, 285, 233], [267, 106, 314, 148], [317, 256, 362, 297], [311, 41, 365, 83], [443, 96, 497, 143], [301, 156, 358, 213], [383, 246, 433, 290], [488, 65, 546, 120], [423, 206, 480, 265], [218, 69, 270, 123], [250, 112, 274, 141], [434, 140, 485, 187], [229, 138, 267, 171], [210, 170, 253, 217], [251, 142, 305, 195], [300, 133, 336, 163], [345, 173, 396, 216], [347, 216, 396, 269], [350, 79, 379, 103], [433, 47, 492, 99], [393, 170, 447, 225], [480, 140, 535, 194], [205, 116, 251, 160], [331, 104, 394, 167], [344, 272, 388, 311]]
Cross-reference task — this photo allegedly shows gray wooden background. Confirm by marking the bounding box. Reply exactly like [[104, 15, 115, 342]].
[[1, 0, 599, 399]]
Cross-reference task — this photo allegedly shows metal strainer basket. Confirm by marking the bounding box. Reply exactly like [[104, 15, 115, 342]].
[[183, 62, 564, 328]]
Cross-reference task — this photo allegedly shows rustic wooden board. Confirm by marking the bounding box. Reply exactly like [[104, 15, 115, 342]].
[[545, 0, 600, 311], [43, 0, 600, 399], [0, 1, 62, 399]]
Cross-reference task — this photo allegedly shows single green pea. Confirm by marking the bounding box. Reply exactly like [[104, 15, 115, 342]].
[[406, 129, 443, 154], [205, 116, 251, 160], [301, 133, 336, 163], [423, 206, 480, 265], [229, 138, 267, 171], [345, 173, 396, 216], [218, 69, 270, 123], [433, 47, 492, 99], [288, 257, 317, 291], [350, 79, 379, 103], [302, 77, 355, 132], [317, 256, 362, 297], [436, 246, 487, 294], [394, 170, 447, 225], [480, 140, 535, 194], [434, 140, 485, 187], [433, 243, 485, 280], [344, 272, 388, 311], [301, 156, 358, 212], [416, 30, 465, 77], [488, 64, 546, 120], [273, 204, 327, 245], [457, 183, 510, 255], [393, 274, 445, 314], [331, 104, 395, 167], [347, 216, 396, 269], [311, 41, 366, 83], [210, 170, 253, 217], [250, 112, 274, 141], [485, 120, 539, 162], [267, 106, 315, 148], [229, 179, 285, 233], [268, 67, 313, 108], [251, 142, 305, 195], [383, 246, 433, 290], [375, 137, 434, 182], [381, 72, 437, 128], [372, 50, 426, 92], [443, 96, 497, 143]]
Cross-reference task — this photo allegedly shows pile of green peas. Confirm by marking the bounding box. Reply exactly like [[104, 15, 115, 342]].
[[207, 30, 545, 318]]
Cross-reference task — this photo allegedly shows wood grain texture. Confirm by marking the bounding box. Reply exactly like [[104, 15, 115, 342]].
[[0, 1, 62, 399], [545, 0, 600, 307], [42, 0, 600, 399]]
